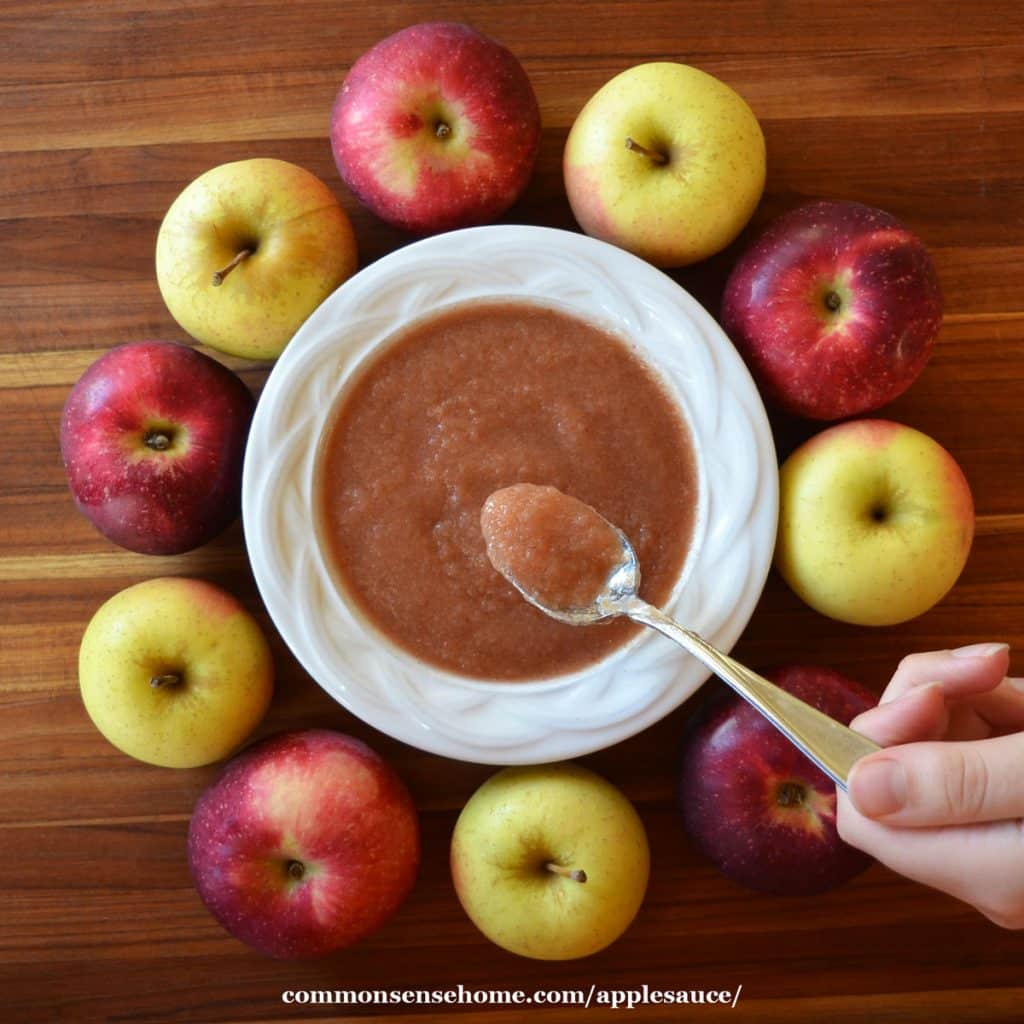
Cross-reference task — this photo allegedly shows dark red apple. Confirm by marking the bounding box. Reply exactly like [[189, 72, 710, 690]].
[[330, 22, 541, 235], [188, 729, 420, 959], [721, 201, 943, 420], [60, 341, 254, 555], [678, 665, 875, 896]]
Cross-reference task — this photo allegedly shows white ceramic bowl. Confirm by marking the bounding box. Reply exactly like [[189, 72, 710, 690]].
[[243, 225, 777, 764]]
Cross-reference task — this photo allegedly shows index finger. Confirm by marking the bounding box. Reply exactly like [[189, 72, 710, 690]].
[[883, 645, 1010, 703]]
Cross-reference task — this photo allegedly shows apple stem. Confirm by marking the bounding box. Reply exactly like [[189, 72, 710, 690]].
[[212, 248, 252, 286], [625, 137, 667, 165], [144, 431, 171, 451], [434, 121, 451, 139], [824, 290, 842, 312], [286, 859, 305, 881], [777, 781, 806, 807], [545, 862, 587, 883], [150, 673, 182, 689]]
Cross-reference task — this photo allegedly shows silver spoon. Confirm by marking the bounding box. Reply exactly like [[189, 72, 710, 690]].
[[504, 517, 880, 790]]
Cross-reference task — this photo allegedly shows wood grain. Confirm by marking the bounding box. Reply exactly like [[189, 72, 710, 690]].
[[3, 1, 1024, 1021]]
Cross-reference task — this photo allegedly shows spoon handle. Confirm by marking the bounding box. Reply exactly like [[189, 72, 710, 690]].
[[623, 599, 880, 789]]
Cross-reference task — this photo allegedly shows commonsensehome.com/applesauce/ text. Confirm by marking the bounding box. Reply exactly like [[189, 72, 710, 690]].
[[280, 984, 744, 1010]]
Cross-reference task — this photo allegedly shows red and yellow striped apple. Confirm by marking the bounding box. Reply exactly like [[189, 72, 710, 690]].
[[678, 665, 875, 896], [330, 22, 541, 235], [60, 341, 254, 555], [721, 201, 943, 420], [188, 730, 419, 959]]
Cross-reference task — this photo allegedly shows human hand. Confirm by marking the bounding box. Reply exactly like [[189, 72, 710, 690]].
[[836, 643, 1024, 928]]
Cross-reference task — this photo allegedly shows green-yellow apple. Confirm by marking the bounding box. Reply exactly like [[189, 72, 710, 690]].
[[776, 420, 974, 626], [563, 62, 765, 267], [155, 158, 357, 361], [79, 577, 274, 767], [450, 763, 649, 960]]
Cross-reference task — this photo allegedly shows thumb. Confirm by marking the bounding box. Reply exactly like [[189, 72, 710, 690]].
[[847, 732, 1024, 827]]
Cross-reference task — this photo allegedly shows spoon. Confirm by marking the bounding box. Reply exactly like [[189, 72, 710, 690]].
[[501, 513, 880, 790]]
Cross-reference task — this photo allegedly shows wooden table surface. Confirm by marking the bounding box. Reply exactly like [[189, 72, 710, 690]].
[[3, 1, 1024, 1021]]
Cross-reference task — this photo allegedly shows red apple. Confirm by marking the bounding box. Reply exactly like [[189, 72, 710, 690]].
[[720, 201, 943, 420], [330, 22, 541, 234], [188, 729, 420, 959], [60, 341, 254, 555], [678, 665, 875, 896]]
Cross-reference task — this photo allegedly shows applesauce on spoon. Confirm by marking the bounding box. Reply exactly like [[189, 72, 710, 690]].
[[481, 484, 626, 611]]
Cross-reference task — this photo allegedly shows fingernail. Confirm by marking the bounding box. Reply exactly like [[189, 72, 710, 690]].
[[1008, 678, 1024, 694], [951, 642, 1009, 659], [849, 757, 907, 818]]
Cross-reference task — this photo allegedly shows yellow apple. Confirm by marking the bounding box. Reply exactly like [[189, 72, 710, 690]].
[[777, 420, 975, 626], [155, 158, 357, 361], [563, 62, 765, 267], [450, 763, 649, 960], [79, 577, 274, 767]]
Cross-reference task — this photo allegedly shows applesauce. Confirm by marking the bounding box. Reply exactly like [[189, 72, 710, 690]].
[[481, 484, 626, 610], [316, 301, 697, 680]]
